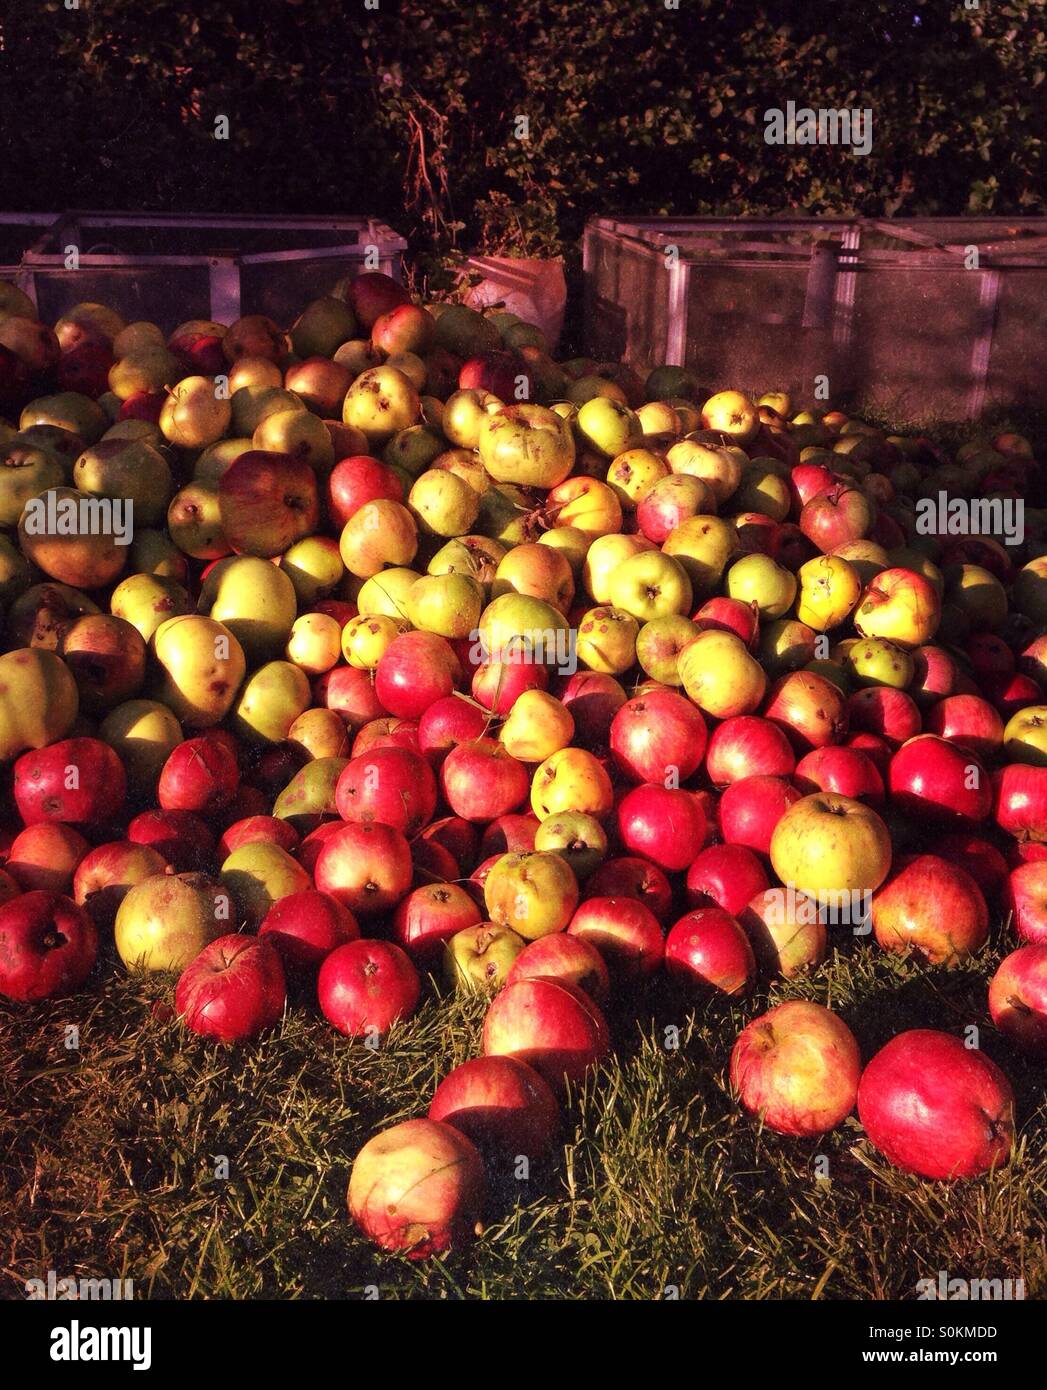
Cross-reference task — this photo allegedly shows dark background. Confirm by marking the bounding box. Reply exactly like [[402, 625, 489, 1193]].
[[5, 0, 1045, 283]]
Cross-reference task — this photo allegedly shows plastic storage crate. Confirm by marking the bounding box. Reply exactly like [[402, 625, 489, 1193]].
[[583, 216, 1047, 422], [0, 212, 407, 331]]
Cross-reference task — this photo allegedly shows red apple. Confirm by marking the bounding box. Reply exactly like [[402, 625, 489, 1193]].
[[350, 717, 420, 759], [175, 934, 286, 1043], [584, 855, 673, 923], [393, 882, 482, 964], [993, 763, 1047, 842], [258, 889, 360, 970], [482, 977, 610, 1096], [375, 631, 461, 719], [347, 1118, 483, 1260], [665, 907, 755, 997], [459, 350, 532, 402], [692, 596, 760, 648], [1004, 861, 1047, 945], [158, 736, 240, 816], [440, 738, 529, 823], [799, 483, 874, 552], [327, 455, 404, 529], [417, 695, 490, 766], [72, 841, 169, 928], [420, 816, 479, 873], [0, 891, 98, 1001], [704, 715, 794, 785], [471, 658, 548, 714], [566, 896, 664, 983], [763, 671, 847, 753], [717, 775, 803, 857], [925, 694, 1004, 762], [428, 1055, 559, 1160], [314, 666, 389, 730], [985, 671, 1043, 722], [794, 745, 885, 806], [218, 450, 320, 557], [989, 945, 1047, 1055], [847, 687, 922, 748], [348, 272, 411, 330], [730, 1001, 860, 1136], [556, 671, 627, 747], [217, 816, 300, 860], [909, 645, 959, 709], [888, 734, 992, 826], [334, 746, 436, 836], [616, 784, 705, 872], [13, 737, 126, 826], [478, 813, 540, 860], [857, 1030, 1014, 1179], [505, 933, 611, 1004], [318, 938, 420, 1037], [609, 689, 707, 785], [685, 844, 769, 916], [935, 832, 1009, 903], [313, 821, 413, 916], [127, 809, 215, 871], [872, 854, 988, 965]]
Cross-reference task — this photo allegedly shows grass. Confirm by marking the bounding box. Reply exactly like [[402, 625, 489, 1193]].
[[2, 918, 1046, 1301]]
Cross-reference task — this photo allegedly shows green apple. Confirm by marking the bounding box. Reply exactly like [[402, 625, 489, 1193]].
[[406, 573, 483, 638], [232, 660, 312, 743], [575, 397, 643, 458], [443, 922, 527, 993], [607, 550, 692, 622], [199, 554, 298, 665], [636, 614, 700, 684]]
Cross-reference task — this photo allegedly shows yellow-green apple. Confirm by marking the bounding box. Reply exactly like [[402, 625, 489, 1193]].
[[477, 404, 575, 487], [280, 535, 345, 605], [230, 384, 302, 436], [108, 346, 182, 400], [857, 1029, 1014, 1179], [232, 661, 312, 744], [546, 476, 623, 536], [289, 296, 356, 358], [20, 391, 107, 443], [581, 533, 652, 603], [405, 573, 483, 639], [286, 612, 341, 674], [18, 486, 128, 589], [730, 1000, 860, 1135], [0, 648, 79, 761], [1003, 706, 1047, 766], [99, 698, 182, 787], [252, 406, 334, 475], [220, 842, 311, 928], [635, 613, 700, 685], [342, 366, 421, 444], [568, 393, 641, 460], [665, 439, 742, 503], [678, 629, 766, 718], [770, 793, 892, 902], [1012, 556, 1047, 625], [72, 841, 169, 930], [500, 689, 574, 762], [483, 850, 579, 939], [530, 747, 614, 820], [701, 389, 759, 443], [167, 482, 229, 559], [199, 554, 298, 664], [408, 468, 479, 537], [724, 553, 796, 619], [492, 542, 574, 613], [533, 810, 607, 882], [441, 388, 501, 448], [114, 870, 230, 972], [605, 447, 669, 508], [662, 515, 738, 596], [607, 550, 692, 622], [854, 568, 941, 648], [159, 375, 231, 448], [347, 1117, 483, 1259], [0, 316, 60, 373], [443, 921, 527, 993], [74, 436, 173, 527], [339, 498, 418, 577], [152, 614, 246, 727], [0, 443, 65, 528], [795, 553, 862, 631], [287, 707, 353, 760]]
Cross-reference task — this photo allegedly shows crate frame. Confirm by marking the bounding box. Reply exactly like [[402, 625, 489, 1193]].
[[583, 216, 1047, 421], [0, 211, 407, 326]]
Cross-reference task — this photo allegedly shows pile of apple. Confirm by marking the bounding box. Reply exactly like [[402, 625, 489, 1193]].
[[1, 269, 1046, 1260]]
